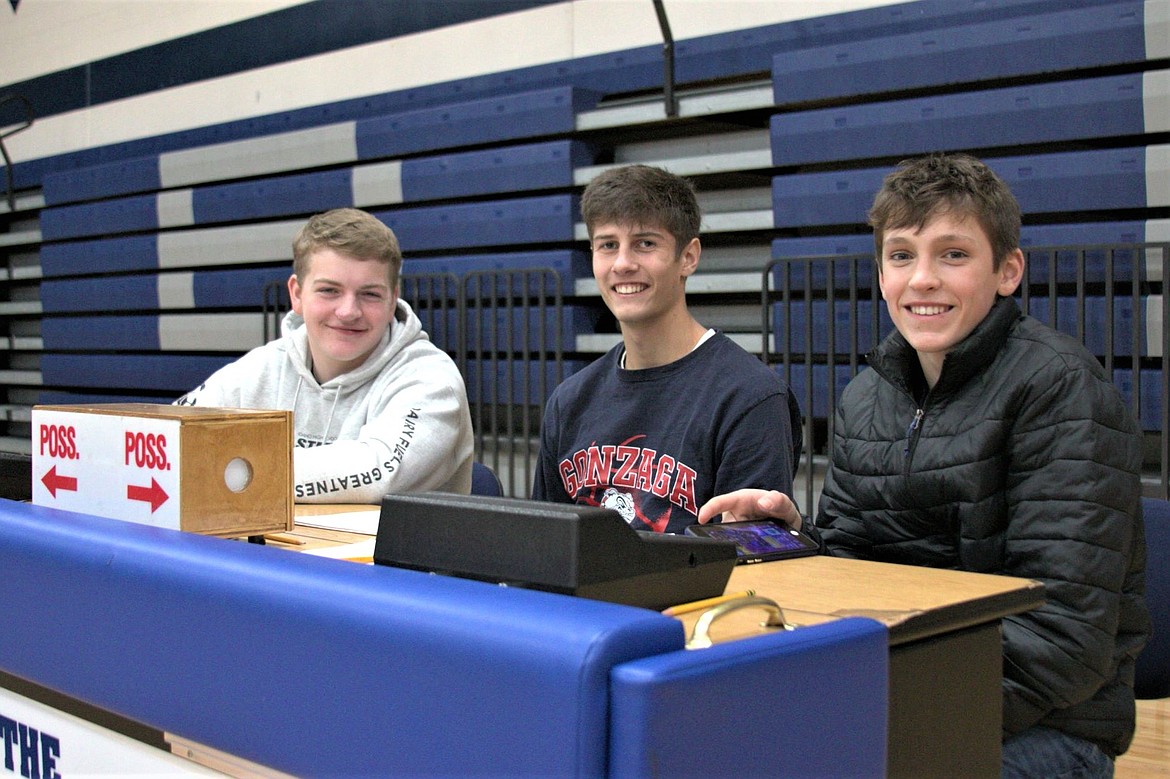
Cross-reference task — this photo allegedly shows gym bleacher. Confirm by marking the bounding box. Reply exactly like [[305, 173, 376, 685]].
[[1, 0, 1166, 503]]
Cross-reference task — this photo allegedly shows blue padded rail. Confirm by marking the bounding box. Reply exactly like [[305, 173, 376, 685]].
[[0, 499, 683, 777], [41, 267, 289, 313], [772, 72, 1154, 167], [1136, 497, 1170, 699], [609, 617, 888, 778], [40, 354, 233, 393], [771, 2, 1150, 105], [773, 146, 1168, 229]]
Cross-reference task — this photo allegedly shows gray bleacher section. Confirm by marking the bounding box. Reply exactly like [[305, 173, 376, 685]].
[[2, 0, 1167, 500]]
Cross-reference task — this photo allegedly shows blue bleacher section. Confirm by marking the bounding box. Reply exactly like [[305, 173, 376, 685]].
[[403, 250, 589, 298], [40, 139, 593, 240], [40, 267, 290, 312], [1115, 369, 1166, 432], [4, 0, 1165, 497], [773, 299, 895, 356], [463, 306, 601, 353], [771, 2, 1151, 105], [465, 359, 588, 406], [19, 0, 1123, 193], [40, 354, 233, 393], [39, 194, 578, 276], [773, 146, 1168, 230], [772, 72, 1158, 167], [371, 195, 577, 252]]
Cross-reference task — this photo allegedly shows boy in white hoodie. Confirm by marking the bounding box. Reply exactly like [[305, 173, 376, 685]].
[[176, 208, 473, 502]]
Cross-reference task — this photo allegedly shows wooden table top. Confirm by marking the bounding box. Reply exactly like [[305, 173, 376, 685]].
[[277, 504, 1045, 647]]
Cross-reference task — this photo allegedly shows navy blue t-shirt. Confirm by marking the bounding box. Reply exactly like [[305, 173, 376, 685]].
[[533, 333, 798, 534]]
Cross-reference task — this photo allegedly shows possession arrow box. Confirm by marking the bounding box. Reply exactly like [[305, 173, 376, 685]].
[[31, 403, 293, 537]]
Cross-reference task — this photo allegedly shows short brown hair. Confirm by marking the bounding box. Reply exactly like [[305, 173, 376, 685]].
[[868, 153, 1021, 270], [580, 165, 701, 255], [292, 208, 402, 285]]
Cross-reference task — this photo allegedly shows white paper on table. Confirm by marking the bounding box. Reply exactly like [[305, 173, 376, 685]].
[[296, 509, 380, 535], [303, 537, 377, 560]]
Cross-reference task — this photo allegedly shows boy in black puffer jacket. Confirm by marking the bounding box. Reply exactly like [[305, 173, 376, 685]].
[[700, 153, 1148, 778]]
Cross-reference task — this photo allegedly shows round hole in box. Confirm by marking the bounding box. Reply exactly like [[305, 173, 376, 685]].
[[224, 457, 253, 493]]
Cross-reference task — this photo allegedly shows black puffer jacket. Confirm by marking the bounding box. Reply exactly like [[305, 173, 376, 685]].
[[815, 296, 1148, 756]]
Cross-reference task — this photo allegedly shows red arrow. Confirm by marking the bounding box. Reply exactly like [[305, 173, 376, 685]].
[[41, 466, 78, 497], [127, 478, 169, 513]]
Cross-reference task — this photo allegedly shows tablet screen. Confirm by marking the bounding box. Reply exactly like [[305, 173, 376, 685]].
[[685, 520, 818, 562]]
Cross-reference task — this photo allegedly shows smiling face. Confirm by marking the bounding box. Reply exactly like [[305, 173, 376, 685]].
[[288, 248, 397, 383], [590, 222, 699, 335], [878, 212, 1023, 387]]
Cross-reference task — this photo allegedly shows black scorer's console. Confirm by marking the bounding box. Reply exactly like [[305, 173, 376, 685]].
[[373, 492, 737, 611]]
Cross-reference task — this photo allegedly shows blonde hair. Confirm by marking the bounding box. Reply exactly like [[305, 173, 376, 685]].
[[292, 208, 402, 285]]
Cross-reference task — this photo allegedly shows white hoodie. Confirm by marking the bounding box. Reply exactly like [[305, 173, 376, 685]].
[[176, 299, 473, 502]]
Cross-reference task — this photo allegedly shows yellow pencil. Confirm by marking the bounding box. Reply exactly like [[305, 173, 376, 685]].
[[343, 555, 375, 564], [661, 590, 756, 617]]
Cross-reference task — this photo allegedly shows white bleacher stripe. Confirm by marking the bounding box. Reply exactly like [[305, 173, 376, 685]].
[[573, 271, 764, 296], [575, 83, 775, 131], [0, 230, 42, 249], [572, 209, 773, 241], [0, 436, 31, 455], [0, 192, 45, 216], [158, 220, 300, 269], [158, 313, 267, 352], [0, 259, 42, 280], [1148, 144, 1170, 207], [157, 272, 196, 309], [1148, 219, 1170, 283], [157, 189, 195, 228], [352, 160, 405, 207], [0, 337, 42, 351], [1148, 295, 1164, 359], [0, 302, 42, 316], [158, 122, 359, 189], [0, 371, 42, 386], [1146, 71, 1170, 133], [576, 149, 773, 185], [575, 331, 771, 355], [1148, 0, 1170, 60]]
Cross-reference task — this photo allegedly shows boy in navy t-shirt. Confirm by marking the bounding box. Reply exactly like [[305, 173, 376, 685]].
[[532, 165, 799, 533]]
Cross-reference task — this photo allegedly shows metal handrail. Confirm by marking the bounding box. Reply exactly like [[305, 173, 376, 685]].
[[651, 0, 678, 118], [0, 93, 35, 212]]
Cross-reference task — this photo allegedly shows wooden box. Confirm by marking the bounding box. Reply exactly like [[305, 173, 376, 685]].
[[30, 403, 293, 537]]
